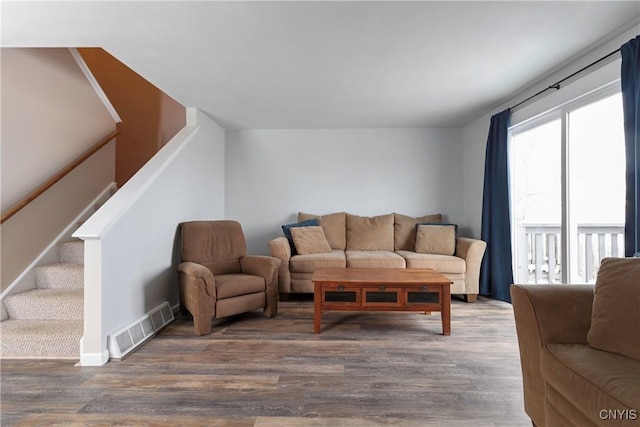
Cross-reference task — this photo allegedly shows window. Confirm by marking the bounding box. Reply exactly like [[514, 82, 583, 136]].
[[510, 86, 625, 284]]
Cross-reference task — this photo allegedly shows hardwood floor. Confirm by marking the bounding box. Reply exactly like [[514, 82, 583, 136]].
[[1, 296, 531, 426]]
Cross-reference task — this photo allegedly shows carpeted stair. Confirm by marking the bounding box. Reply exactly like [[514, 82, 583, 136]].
[[1, 240, 84, 359]]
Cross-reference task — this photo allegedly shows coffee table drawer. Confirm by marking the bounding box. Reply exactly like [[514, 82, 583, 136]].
[[404, 286, 442, 308], [322, 284, 361, 307], [363, 286, 402, 307]]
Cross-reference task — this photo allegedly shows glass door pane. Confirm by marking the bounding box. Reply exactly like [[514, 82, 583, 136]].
[[511, 119, 562, 283], [567, 94, 625, 283]]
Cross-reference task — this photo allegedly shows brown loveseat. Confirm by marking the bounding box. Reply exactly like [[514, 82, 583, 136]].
[[268, 212, 486, 301], [511, 257, 640, 427]]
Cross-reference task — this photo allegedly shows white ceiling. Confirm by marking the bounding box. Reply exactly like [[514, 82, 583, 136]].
[[2, 1, 639, 129]]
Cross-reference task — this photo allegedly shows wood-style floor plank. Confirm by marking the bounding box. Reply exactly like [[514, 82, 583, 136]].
[[1, 297, 531, 426]]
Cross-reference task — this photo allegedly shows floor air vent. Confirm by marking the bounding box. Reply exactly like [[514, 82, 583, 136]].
[[108, 301, 174, 359]]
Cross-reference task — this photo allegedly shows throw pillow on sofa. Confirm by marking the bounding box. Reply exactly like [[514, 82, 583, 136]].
[[282, 219, 319, 255], [415, 223, 457, 256], [393, 213, 443, 251], [290, 226, 333, 255], [587, 257, 640, 361], [298, 212, 346, 250]]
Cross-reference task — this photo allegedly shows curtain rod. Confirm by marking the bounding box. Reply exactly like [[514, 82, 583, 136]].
[[510, 47, 621, 111]]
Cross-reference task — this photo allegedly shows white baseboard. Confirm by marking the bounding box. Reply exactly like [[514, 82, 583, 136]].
[[79, 336, 110, 366], [79, 350, 110, 366]]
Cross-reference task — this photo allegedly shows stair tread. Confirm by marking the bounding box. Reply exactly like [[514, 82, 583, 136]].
[[35, 262, 83, 269], [4, 289, 83, 320], [0, 319, 82, 359], [6, 288, 83, 299], [57, 240, 83, 247], [5, 288, 84, 301], [34, 263, 83, 289], [0, 319, 82, 336]]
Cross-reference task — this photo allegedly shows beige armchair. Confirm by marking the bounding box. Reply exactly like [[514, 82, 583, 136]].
[[178, 220, 280, 336], [511, 258, 640, 427]]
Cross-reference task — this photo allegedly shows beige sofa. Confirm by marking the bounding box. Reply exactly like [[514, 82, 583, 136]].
[[511, 257, 640, 427], [268, 212, 486, 301]]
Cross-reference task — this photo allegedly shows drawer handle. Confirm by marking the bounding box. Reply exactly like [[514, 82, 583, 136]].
[[337, 284, 345, 291], [421, 285, 428, 292], [379, 285, 386, 291]]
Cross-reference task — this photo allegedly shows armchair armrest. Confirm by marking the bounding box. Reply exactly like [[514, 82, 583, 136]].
[[455, 237, 487, 295], [511, 284, 594, 346], [241, 255, 281, 317], [177, 262, 216, 298], [268, 237, 292, 294], [177, 262, 217, 335], [510, 284, 594, 427], [241, 255, 281, 284]]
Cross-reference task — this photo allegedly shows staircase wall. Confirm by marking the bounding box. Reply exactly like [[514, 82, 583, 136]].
[[78, 48, 186, 187], [0, 48, 117, 292], [74, 108, 225, 365]]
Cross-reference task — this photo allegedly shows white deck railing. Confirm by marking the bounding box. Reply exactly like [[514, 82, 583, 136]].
[[516, 223, 624, 284]]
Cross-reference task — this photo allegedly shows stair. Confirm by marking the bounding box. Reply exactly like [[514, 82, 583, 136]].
[[0, 240, 85, 359]]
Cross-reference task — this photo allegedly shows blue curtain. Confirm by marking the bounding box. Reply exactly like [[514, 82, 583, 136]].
[[480, 109, 514, 302], [621, 35, 640, 257]]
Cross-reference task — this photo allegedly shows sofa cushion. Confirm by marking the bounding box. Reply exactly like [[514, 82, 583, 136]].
[[394, 213, 443, 251], [541, 343, 640, 423], [396, 251, 466, 274], [289, 250, 347, 273], [587, 257, 640, 361], [345, 250, 406, 268], [346, 213, 394, 251], [282, 219, 319, 256], [415, 223, 457, 256], [290, 274, 316, 293], [290, 226, 332, 255], [215, 274, 266, 299], [298, 212, 346, 250]]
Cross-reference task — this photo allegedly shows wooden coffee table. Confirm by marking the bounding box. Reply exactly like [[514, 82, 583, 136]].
[[312, 268, 453, 335]]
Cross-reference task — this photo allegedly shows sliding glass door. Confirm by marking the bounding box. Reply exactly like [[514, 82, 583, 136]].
[[511, 119, 563, 283], [511, 89, 625, 284]]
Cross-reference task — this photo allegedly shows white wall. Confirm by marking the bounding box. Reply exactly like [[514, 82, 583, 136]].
[[0, 48, 116, 289], [226, 128, 463, 254], [74, 109, 225, 365], [1, 144, 115, 292], [461, 27, 639, 238], [1, 48, 115, 210], [461, 118, 489, 239]]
